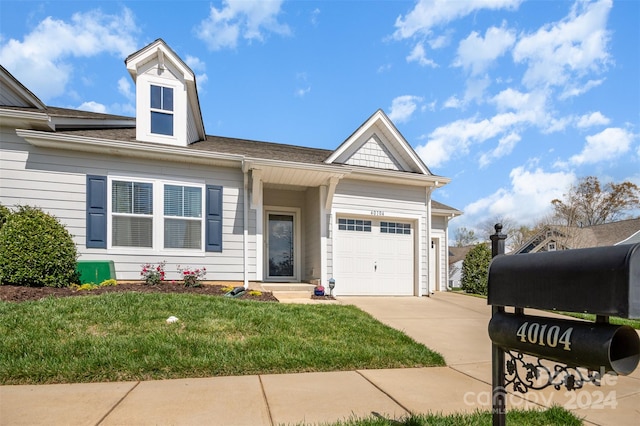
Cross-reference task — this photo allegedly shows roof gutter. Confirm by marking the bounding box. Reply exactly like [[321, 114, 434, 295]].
[[15, 129, 244, 167]]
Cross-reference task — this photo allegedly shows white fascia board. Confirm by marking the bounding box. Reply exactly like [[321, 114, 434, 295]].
[[49, 117, 135, 130], [16, 129, 243, 167], [0, 109, 52, 130], [431, 207, 463, 217], [244, 158, 350, 175], [348, 167, 450, 187]]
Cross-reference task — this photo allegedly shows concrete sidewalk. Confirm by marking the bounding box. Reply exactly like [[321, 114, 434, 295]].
[[1, 292, 639, 425]]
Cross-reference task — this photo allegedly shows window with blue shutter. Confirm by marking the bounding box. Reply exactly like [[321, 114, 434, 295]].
[[205, 185, 223, 252], [86, 175, 107, 248]]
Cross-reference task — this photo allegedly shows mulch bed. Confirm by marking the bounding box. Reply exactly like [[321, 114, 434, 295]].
[[0, 283, 279, 303]]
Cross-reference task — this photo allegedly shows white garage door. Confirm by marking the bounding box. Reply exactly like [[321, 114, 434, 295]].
[[334, 217, 414, 295]]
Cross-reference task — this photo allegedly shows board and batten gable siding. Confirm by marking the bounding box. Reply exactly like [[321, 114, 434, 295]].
[[0, 128, 251, 281], [331, 178, 429, 294]]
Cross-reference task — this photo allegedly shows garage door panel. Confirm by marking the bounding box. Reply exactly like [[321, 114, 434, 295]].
[[335, 218, 414, 296]]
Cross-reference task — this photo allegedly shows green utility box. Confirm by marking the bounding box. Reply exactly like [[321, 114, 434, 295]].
[[77, 260, 116, 284]]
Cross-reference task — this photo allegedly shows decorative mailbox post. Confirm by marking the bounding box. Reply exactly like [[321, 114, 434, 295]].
[[487, 225, 639, 425]]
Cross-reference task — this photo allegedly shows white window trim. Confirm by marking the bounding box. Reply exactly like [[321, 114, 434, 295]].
[[107, 176, 206, 256], [142, 77, 180, 144]]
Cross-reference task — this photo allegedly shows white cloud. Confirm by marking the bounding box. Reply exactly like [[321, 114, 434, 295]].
[[311, 8, 321, 27], [443, 76, 491, 109], [295, 87, 311, 97], [393, 0, 522, 40], [117, 77, 135, 102], [0, 8, 138, 102], [416, 112, 523, 168], [388, 95, 423, 123], [377, 63, 392, 73], [454, 24, 516, 75], [184, 55, 208, 91], [443, 96, 462, 109], [406, 42, 437, 67], [464, 166, 576, 226], [428, 34, 449, 49], [570, 127, 635, 165], [513, 0, 612, 90], [559, 78, 604, 100], [77, 101, 107, 113], [576, 111, 610, 129], [195, 0, 291, 50], [185, 55, 206, 72], [478, 132, 521, 168]]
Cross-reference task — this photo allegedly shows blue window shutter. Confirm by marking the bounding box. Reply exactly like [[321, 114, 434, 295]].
[[205, 185, 223, 252], [86, 175, 107, 248]]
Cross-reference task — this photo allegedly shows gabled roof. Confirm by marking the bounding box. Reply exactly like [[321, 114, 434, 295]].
[[0, 65, 46, 110], [325, 109, 432, 175], [448, 245, 477, 265], [432, 200, 463, 217], [125, 38, 206, 142], [514, 218, 640, 253]]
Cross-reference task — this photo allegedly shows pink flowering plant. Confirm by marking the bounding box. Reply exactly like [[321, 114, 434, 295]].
[[177, 265, 206, 287], [140, 261, 166, 285]]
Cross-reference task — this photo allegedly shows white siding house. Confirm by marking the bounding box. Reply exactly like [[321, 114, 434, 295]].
[[0, 39, 462, 296]]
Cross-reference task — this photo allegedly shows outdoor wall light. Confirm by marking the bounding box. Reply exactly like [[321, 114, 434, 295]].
[[328, 278, 336, 296]]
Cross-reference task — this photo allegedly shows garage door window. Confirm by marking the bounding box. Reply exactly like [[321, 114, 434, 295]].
[[381, 221, 411, 235], [338, 218, 371, 232]]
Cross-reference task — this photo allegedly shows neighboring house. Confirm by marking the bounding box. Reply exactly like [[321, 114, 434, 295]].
[[513, 218, 640, 254], [0, 39, 462, 296], [447, 245, 474, 289]]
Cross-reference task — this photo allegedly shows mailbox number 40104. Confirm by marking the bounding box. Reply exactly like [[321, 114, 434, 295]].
[[516, 322, 573, 351]]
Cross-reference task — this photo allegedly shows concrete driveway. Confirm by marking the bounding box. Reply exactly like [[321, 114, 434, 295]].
[[343, 292, 640, 426]]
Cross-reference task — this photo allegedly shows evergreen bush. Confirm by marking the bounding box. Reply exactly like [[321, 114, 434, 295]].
[[460, 243, 492, 295], [0, 205, 79, 287], [0, 204, 10, 230]]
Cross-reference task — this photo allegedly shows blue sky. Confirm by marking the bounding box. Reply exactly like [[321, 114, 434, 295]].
[[1, 0, 638, 237]]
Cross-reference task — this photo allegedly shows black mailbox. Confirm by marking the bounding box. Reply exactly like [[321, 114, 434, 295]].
[[487, 243, 640, 376], [489, 311, 640, 375], [488, 243, 640, 318]]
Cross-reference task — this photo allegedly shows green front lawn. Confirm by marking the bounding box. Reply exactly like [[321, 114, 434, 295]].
[[0, 292, 444, 385], [326, 406, 581, 425]]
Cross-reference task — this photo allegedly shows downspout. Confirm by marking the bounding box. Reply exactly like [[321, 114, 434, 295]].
[[425, 186, 434, 296], [243, 166, 249, 289]]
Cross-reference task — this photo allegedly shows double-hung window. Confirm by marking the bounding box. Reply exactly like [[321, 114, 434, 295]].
[[164, 185, 202, 249], [109, 179, 205, 251], [111, 180, 154, 247], [150, 85, 173, 136]]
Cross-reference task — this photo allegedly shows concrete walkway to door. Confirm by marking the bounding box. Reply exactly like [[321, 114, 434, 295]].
[[343, 292, 640, 426]]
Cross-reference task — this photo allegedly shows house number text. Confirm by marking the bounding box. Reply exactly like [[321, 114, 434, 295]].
[[371, 210, 385, 216], [516, 321, 573, 351]]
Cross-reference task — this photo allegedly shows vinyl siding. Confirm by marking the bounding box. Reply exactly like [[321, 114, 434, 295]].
[[0, 127, 250, 281]]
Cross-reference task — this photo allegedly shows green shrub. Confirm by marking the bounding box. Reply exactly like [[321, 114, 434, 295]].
[[461, 243, 492, 295], [0, 205, 79, 287], [0, 204, 11, 230]]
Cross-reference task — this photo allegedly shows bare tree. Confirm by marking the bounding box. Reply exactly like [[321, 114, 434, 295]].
[[551, 176, 640, 226], [453, 227, 478, 247]]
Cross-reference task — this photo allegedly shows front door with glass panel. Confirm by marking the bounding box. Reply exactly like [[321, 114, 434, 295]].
[[266, 212, 296, 280]]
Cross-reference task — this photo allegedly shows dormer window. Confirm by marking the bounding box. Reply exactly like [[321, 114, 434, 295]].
[[150, 85, 173, 136]]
